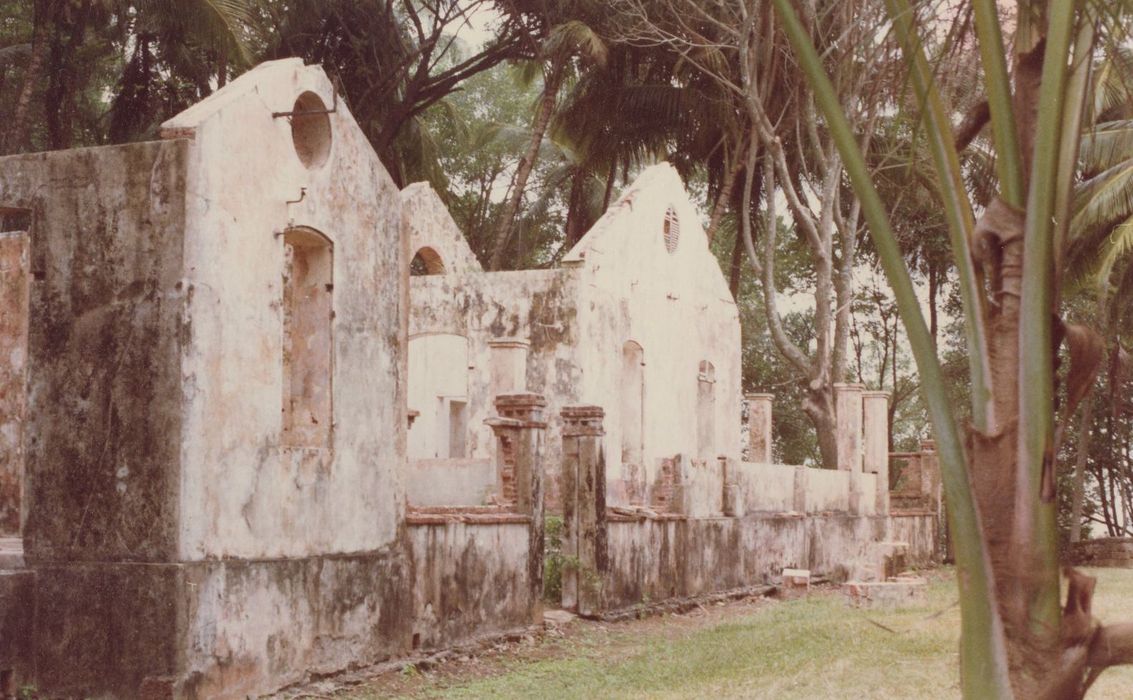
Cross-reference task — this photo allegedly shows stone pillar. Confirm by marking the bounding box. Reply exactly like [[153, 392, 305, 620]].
[[745, 393, 774, 463], [919, 439, 943, 562], [486, 393, 547, 622], [862, 391, 890, 515], [834, 383, 864, 514], [919, 439, 940, 511], [560, 405, 608, 617], [488, 339, 529, 395]]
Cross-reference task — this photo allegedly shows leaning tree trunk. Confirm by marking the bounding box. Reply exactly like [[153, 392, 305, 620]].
[[488, 62, 563, 271]]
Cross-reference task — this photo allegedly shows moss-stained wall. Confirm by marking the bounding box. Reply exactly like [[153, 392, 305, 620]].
[[0, 140, 189, 563]]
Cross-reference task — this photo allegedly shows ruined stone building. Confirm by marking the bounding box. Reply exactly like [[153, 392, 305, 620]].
[[405, 162, 741, 513], [0, 59, 940, 697]]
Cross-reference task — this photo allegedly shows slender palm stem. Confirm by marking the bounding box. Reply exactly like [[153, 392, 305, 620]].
[[769, 0, 1012, 695], [884, 0, 993, 431], [970, 0, 1025, 207], [1015, 0, 1079, 638]]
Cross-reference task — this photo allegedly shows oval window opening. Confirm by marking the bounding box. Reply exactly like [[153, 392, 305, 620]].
[[290, 91, 332, 169]]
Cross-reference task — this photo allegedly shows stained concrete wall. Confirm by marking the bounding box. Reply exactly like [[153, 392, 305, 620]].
[[565, 164, 742, 510], [603, 512, 927, 613], [0, 140, 189, 563], [0, 59, 420, 697], [806, 468, 852, 512], [0, 139, 198, 695], [407, 458, 497, 506], [409, 520, 533, 650], [889, 511, 940, 565], [165, 58, 406, 560], [732, 462, 797, 513], [409, 269, 581, 506], [402, 182, 483, 274]]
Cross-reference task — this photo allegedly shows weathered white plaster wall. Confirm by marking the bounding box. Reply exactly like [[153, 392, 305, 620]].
[[733, 462, 797, 513], [163, 59, 407, 559], [409, 269, 581, 506], [806, 469, 853, 513], [406, 458, 496, 506], [402, 182, 483, 273], [407, 333, 470, 459], [564, 164, 742, 509]]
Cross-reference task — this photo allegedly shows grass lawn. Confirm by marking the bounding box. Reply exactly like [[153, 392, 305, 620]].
[[334, 567, 1133, 699]]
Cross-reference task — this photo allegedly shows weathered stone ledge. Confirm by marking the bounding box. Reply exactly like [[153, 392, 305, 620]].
[[407, 506, 531, 526], [596, 583, 776, 621]]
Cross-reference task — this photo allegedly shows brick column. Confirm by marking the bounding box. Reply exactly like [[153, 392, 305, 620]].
[[486, 393, 547, 622], [560, 405, 608, 617], [745, 393, 774, 463], [834, 383, 864, 514], [488, 339, 529, 395], [862, 390, 890, 515]]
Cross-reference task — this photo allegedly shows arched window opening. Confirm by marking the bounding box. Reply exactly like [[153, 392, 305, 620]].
[[663, 207, 680, 254], [281, 227, 333, 448], [620, 341, 645, 466], [410, 247, 446, 276], [696, 360, 715, 461]]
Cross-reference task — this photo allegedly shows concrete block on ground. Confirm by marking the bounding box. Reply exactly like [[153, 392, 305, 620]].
[[543, 609, 577, 628], [843, 576, 927, 609], [780, 567, 811, 599]]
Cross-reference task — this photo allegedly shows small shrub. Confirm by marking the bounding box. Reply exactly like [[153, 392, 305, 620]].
[[544, 515, 564, 604]]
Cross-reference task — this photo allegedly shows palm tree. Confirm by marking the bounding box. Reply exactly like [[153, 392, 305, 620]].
[[488, 3, 608, 270], [774, 0, 1133, 694], [1062, 47, 1133, 544]]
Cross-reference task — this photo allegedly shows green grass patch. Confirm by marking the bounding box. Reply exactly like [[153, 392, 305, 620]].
[[346, 567, 1133, 699]]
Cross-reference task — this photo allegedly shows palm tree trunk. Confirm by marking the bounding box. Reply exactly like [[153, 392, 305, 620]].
[[564, 165, 590, 247], [601, 159, 617, 212], [488, 62, 563, 271]]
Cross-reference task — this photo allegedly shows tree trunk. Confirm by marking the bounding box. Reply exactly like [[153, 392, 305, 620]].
[[488, 62, 563, 271], [5, 2, 53, 155], [803, 382, 839, 469], [601, 159, 617, 212], [729, 162, 761, 298], [564, 165, 590, 247], [706, 153, 744, 244]]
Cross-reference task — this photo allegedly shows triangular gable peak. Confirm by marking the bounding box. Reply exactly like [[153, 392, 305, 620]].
[[160, 58, 398, 201], [402, 182, 483, 274], [563, 163, 734, 304]]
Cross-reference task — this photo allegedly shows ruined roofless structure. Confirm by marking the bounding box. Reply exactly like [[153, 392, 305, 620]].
[[0, 59, 942, 697]]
